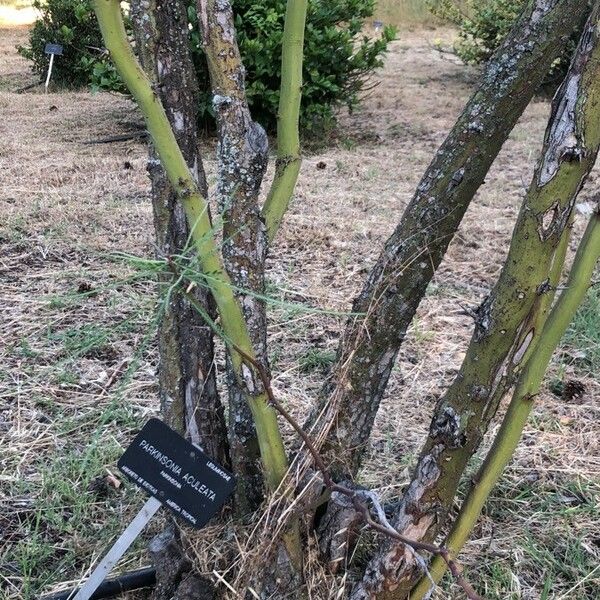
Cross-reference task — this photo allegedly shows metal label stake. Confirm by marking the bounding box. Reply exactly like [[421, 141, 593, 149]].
[[72, 419, 235, 599], [72, 497, 161, 600], [43, 43, 63, 93]]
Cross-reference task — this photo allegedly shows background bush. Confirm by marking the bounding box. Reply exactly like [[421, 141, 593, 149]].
[[190, 0, 395, 130], [428, 0, 584, 89], [19, 0, 395, 131], [17, 0, 124, 92]]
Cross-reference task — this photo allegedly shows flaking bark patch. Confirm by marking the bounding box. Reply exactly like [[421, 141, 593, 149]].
[[539, 75, 583, 186], [318, 486, 363, 574], [305, 0, 588, 492]]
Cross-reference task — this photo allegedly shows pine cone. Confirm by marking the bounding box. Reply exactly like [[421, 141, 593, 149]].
[[562, 379, 585, 401]]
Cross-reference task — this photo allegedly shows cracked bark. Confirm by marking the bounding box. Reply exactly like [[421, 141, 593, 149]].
[[196, 0, 269, 516], [130, 0, 228, 465], [196, 3, 303, 595], [148, 526, 213, 600], [317, 482, 364, 574], [130, 5, 229, 599], [355, 8, 600, 598], [305, 0, 588, 483]]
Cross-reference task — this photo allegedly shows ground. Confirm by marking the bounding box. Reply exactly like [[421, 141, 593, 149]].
[[1, 21, 599, 600]]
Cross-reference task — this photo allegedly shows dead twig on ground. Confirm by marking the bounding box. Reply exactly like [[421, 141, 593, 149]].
[[229, 342, 483, 600], [82, 131, 147, 145]]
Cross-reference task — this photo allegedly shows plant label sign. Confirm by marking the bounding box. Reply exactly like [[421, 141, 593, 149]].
[[72, 419, 234, 600], [43, 43, 64, 92], [118, 418, 235, 528], [44, 43, 64, 55]]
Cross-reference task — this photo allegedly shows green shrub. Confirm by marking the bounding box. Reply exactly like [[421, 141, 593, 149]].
[[428, 0, 583, 88], [428, 0, 522, 64], [189, 0, 396, 130], [19, 0, 395, 131], [17, 0, 124, 92]]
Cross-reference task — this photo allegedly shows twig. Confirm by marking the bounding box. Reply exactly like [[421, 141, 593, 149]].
[[15, 81, 43, 93], [173, 270, 483, 600], [82, 131, 147, 145], [175, 275, 481, 599], [229, 342, 483, 600]]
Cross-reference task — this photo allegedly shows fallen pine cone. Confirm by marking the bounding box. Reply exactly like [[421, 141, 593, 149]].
[[562, 379, 585, 402]]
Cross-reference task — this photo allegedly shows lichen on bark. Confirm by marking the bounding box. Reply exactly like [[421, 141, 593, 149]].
[[305, 0, 590, 488], [197, 0, 271, 515], [356, 7, 600, 597], [129, 0, 228, 464]]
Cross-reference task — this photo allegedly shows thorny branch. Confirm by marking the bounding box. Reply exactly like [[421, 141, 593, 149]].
[[171, 273, 480, 598], [229, 343, 483, 600]]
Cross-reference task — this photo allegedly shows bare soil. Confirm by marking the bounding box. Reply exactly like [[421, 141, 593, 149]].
[[1, 25, 598, 600]]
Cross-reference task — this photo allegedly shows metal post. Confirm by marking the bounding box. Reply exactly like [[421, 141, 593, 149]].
[[72, 496, 161, 600], [44, 53, 55, 93]]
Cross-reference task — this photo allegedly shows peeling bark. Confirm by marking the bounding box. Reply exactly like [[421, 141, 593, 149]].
[[306, 0, 589, 483], [356, 9, 600, 599], [148, 526, 192, 600], [197, 0, 270, 516], [196, 1, 303, 595], [130, 0, 228, 465], [317, 483, 364, 574]]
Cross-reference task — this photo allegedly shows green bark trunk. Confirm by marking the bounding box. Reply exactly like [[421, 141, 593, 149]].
[[129, 0, 229, 466], [412, 205, 600, 599], [128, 4, 229, 597], [195, 1, 304, 590], [308, 0, 588, 482], [357, 8, 600, 598], [262, 0, 308, 242]]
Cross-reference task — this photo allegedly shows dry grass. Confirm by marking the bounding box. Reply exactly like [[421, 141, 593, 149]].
[[1, 23, 599, 600], [375, 0, 434, 26]]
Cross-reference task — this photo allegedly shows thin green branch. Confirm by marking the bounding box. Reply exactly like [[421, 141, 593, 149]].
[[93, 0, 290, 493], [262, 0, 308, 242], [411, 210, 600, 599]]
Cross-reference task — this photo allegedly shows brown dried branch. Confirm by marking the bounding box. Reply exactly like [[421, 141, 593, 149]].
[[229, 343, 483, 600]]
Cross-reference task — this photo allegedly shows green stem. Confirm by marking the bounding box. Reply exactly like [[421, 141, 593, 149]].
[[262, 0, 308, 242], [411, 210, 600, 599], [361, 10, 600, 597], [93, 0, 289, 493]]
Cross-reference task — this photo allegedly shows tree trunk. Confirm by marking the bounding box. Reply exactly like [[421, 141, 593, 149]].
[[262, 0, 308, 242], [196, 0, 270, 515], [412, 205, 600, 600], [308, 0, 588, 481], [128, 4, 229, 599], [129, 0, 228, 464], [194, 1, 305, 594], [356, 7, 600, 597], [95, 1, 599, 598]]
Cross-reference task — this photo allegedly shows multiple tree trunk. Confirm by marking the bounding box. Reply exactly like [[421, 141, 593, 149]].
[[355, 5, 600, 595], [129, 0, 228, 464], [308, 0, 590, 482], [94, 0, 600, 598]]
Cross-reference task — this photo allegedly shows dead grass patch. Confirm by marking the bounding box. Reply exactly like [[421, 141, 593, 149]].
[[1, 25, 598, 600]]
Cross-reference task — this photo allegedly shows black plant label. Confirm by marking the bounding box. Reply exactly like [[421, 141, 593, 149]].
[[118, 418, 235, 529], [44, 43, 63, 55]]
